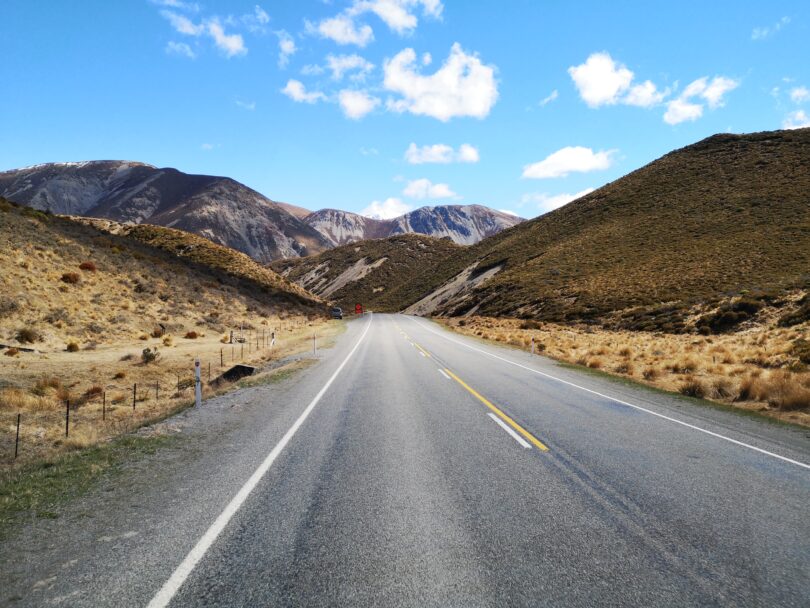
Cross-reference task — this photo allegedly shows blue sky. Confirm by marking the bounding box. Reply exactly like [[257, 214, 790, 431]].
[[1, 1, 808, 218]]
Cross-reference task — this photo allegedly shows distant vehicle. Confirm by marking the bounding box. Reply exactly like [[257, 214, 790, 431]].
[[330, 307, 343, 319]]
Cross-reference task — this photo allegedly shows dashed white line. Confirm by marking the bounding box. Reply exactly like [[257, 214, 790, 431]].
[[438, 369, 451, 380], [488, 413, 532, 449], [406, 315, 810, 471], [147, 314, 374, 608]]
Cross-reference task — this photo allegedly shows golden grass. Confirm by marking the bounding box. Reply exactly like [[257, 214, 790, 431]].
[[442, 316, 810, 427]]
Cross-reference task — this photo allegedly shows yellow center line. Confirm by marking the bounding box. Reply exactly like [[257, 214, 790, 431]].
[[444, 368, 549, 452], [412, 341, 432, 358]]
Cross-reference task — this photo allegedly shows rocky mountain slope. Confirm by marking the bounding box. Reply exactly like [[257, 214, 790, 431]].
[[0, 161, 333, 262], [0, 162, 521, 261], [302, 205, 523, 247], [272, 234, 462, 312], [280, 128, 810, 332]]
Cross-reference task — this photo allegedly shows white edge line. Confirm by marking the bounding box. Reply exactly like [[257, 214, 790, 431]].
[[438, 369, 451, 380], [488, 412, 531, 449], [406, 316, 810, 471], [147, 314, 374, 608]]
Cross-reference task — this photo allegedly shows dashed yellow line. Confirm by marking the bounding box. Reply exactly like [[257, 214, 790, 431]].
[[444, 369, 549, 452]]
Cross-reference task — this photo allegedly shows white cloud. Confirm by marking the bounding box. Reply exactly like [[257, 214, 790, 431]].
[[752, 16, 790, 40], [360, 146, 379, 155], [206, 20, 247, 57], [201, 143, 215, 150], [403, 178, 457, 199], [568, 52, 634, 107], [663, 98, 703, 125], [663, 76, 739, 124], [522, 147, 614, 179], [282, 79, 326, 103], [624, 80, 667, 107], [383, 43, 499, 121], [309, 15, 374, 47], [347, 0, 443, 35], [301, 64, 325, 76], [338, 89, 381, 119], [539, 89, 558, 106], [404, 142, 479, 164], [783, 110, 810, 130], [151, 0, 200, 10], [254, 5, 270, 25], [327, 54, 375, 80], [790, 86, 810, 103], [499, 209, 519, 216], [522, 188, 596, 213], [166, 41, 196, 59], [161, 10, 204, 35], [276, 30, 296, 68], [235, 99, 256, 111], [361, 197, 412, 219]]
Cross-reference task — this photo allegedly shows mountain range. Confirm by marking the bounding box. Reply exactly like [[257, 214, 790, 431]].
[[0, 162, 522, 262], [276, 128, 810, 331]]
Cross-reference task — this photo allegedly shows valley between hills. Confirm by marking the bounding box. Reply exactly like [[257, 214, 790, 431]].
[[1, 127, 809, 477]]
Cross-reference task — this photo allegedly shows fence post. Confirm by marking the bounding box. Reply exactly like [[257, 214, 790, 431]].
[[155, 381, 159, 401], [208, 362, 211, 382], [15, 413, 21, 459], [102, 391, 106, 421], [241, 343, 244, 360], [133, 383, 137, 410], [194, 358, 202, 407], [65, 400, 70, 437], [220, 348, 223, 368]]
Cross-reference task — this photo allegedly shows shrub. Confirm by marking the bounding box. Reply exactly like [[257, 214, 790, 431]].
[[151, 327, 164, 338], [587, 358, 602, 369], [0, 296, 20, 318], [220, 335, 230, 344], [618, 347, 632, 358], [614, 362, 634, 375], [642, 367, 659, 380], [141, 347, 160, 364], [679, 377, 706, 398], [120, 353, 135, 361], [84, 385, 103, 398], [61, 272, 80, 284], [138, 334, 149, 341], [791, 339, 810, 365], [710, 378, 735, 400], [162, 335, 173, 346], [45, 308, 70, 324], [113, 371, 126, 379], [778, 295, 810, 328], [4, 347, 19, 357], [78, 261, 97, 272], [184, 331, 198, 339], [66, 342, 80, 352], [15, 328, 41, 343], [519, 320, 542, 330]]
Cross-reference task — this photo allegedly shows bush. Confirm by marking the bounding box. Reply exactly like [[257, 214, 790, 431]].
[[4, 347, 19, 357], [162, 335, 173, 346], [679, 377, 706, 398], [0, 296, 20, 319], [141, 347, 160, 364], [66, 342, 80, 352], [697, 298, 764, 334], [113, 371, 126, 379], [642, 367, 659, 380], [184, 331, 199, 339], [78, 261, 97, 272], [61, 272, 81, 284], [791, 339, 810, 365], [15, 328, 41, 343], [778, 295, 810, 328], [519, 320, 542, 330]]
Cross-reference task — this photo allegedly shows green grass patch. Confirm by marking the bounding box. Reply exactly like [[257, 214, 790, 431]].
[[0, 434, 174, 540]]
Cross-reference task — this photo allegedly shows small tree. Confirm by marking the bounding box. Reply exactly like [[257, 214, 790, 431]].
[[141, 347, 160, 364]]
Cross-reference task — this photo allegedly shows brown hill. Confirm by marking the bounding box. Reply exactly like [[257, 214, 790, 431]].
[[272, 234, 462, 312], [281, 128, 810, 333]]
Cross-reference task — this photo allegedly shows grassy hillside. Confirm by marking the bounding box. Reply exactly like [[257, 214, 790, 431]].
[[272, 234, 462, 312], [282, 129, 809, 332], [430, 128, 810, 326], [0, 197, 332, 465]]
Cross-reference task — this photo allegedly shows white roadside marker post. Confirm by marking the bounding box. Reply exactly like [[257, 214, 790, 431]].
[[194, 358, 202, 408]]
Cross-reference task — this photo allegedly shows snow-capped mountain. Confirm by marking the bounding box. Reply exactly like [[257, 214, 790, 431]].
[[0, 161, 523, 260], [302, 205, 523, 247]]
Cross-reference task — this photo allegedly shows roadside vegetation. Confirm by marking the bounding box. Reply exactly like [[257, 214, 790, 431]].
[[0, 198, 334, 468], [442, 309, 810, 427]]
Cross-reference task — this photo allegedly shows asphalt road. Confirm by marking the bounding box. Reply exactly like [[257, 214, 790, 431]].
[[3, 313, 809, 607]]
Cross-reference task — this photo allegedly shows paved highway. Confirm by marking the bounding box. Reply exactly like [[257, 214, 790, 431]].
[[3, 313, 809, 606]]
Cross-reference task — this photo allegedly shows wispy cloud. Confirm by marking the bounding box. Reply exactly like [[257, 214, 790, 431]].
[[166, 41, 195, 59], [235, 99, 256, 111], [752, 16, 790, 41], [539, 89, 558, 106], [276, 30, 296, 68], [404, 143, 479, 164]]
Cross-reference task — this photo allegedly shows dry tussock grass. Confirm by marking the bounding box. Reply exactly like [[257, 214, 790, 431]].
[[442, 316, 810, 427]]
